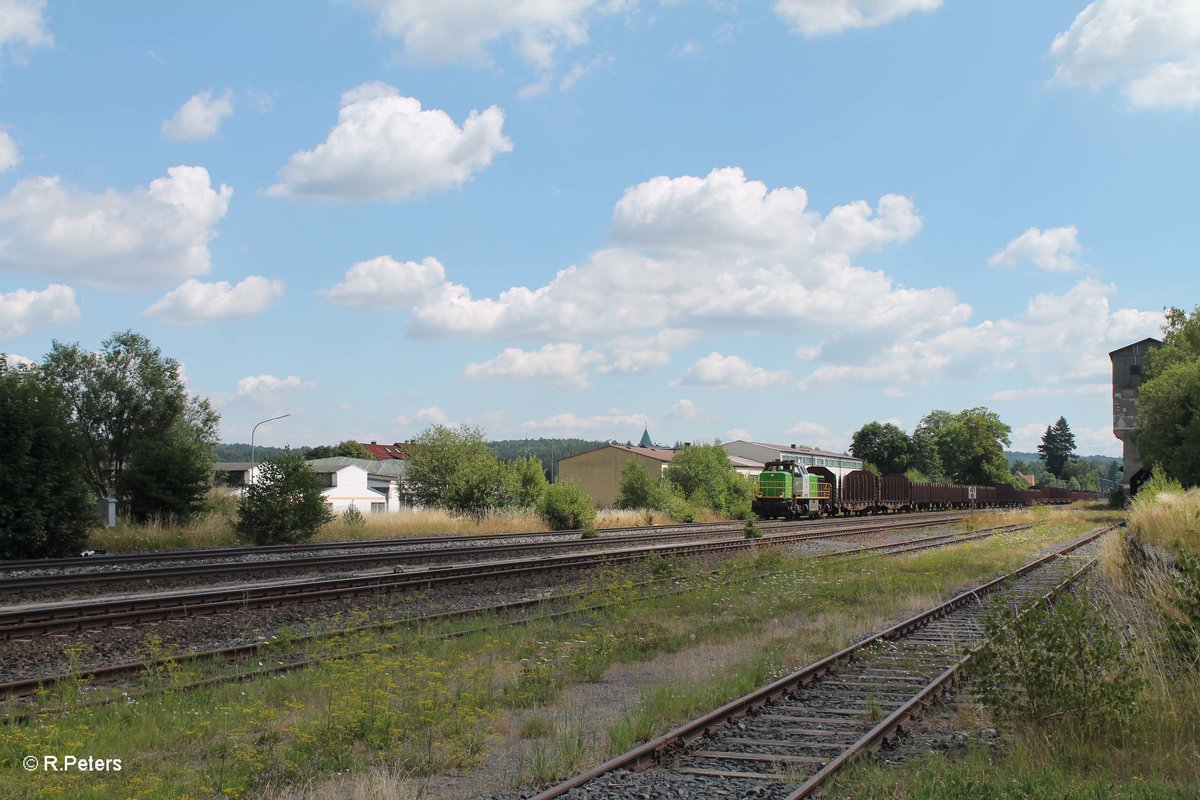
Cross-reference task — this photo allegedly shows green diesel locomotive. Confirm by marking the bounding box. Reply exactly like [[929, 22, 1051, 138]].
[[751, 459, 833, 519]]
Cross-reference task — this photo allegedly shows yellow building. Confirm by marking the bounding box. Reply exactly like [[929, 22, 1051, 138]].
[[557, 444, 676, 508]]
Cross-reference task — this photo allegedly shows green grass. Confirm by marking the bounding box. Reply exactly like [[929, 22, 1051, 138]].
[[829, 747, 1192, 800]]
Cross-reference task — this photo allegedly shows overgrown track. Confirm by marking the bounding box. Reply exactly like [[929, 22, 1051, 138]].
[[0, 517, 1028, 720], [0, 513, 970, 597], [529, 524, 1116, 800]]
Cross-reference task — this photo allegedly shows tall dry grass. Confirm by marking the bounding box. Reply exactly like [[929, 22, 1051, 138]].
[[86, 497, 704, 553], [1127, 477, 1200, 555]]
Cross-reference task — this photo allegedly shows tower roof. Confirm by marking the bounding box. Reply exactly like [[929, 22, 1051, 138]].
[[638, 427, 653, 448]]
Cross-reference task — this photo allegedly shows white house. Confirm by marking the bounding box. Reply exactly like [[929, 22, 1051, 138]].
[[305, 457, 406, 514]]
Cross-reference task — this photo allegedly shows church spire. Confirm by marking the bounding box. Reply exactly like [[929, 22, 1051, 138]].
[[638, 427, 653, 448]]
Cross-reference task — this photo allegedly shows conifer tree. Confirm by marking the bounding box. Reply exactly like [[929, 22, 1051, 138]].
[[1037, 416, 1077, 480]]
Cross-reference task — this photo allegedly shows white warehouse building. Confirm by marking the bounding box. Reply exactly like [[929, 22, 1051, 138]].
[[721, 440, 862, 484]]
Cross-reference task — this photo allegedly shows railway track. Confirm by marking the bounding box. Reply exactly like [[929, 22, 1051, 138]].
[[0, 513, 970, 597], [0, 515, 978, 639], [528, 524, 1116, 800], [813, 523, 1032, 561], [0, 516, 1034, 720], [0, 513, 970, 576]]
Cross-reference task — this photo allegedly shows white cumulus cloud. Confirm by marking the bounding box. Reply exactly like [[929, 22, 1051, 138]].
[[597, 329, 696, 375], [0, 0, 52, 59], [989, 226, 1083, 272], [320, 255, 446, 308], [797, 278, 1162, 391], [393, 406, 452, 427], [349, 0, 607, 68], [0, 130, 19, 173], [785, 420, 845, 452], [664, 398, 716, 422], [406, 168, 960, 343], [162, 89, 235, 142], [145, 276, 285, 325], [463, 342, 603, 388], [0, 283, 78, 340], [677, 352, 789, 390], [235, 374, 317, 397], [266, 82, 512, 202], [1051, 0, 1200, 110], [0, 166, 232, 290], [774, 0, 942, 36], [519, 409, 648, 434]]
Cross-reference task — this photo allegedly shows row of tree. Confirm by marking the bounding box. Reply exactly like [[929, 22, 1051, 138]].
[[1, 332, 218, 558], [849, 407, 1019, 487]]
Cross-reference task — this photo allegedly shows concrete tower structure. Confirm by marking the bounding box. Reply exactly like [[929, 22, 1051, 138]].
[[1110, 337, 1161, 495]]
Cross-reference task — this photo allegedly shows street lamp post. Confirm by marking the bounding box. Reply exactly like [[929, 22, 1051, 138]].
[[250, 413, 292, 482]]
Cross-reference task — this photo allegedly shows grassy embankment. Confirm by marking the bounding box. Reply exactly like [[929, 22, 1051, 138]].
[[0, 508, 1104, 799], [828, 488, 1200, 800]]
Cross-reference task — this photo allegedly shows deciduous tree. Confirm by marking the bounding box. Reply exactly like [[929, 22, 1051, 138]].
[[1136, 305, 1200, 487], [0, 358, 97, 558], [1138, 359, 1200, 487], [305, 440, 373, 460], [850, 422, 912, 475], [918, 407, 1015, 486], [404, 425, 494, 509], [41, 330, 218, 521]]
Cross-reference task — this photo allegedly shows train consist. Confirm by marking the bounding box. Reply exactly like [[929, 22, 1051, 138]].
[[752, 459, 1102, 520]]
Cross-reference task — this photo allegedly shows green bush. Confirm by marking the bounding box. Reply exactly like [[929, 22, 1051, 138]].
[[720, 472, 755, 520], [615, 460, 666, 511], [235, 451, 333, 545], [538, 479, 595, 531], [511, 454, 549, 508], [743, 521, 763, 539], [342, 505, 365, 527], [444, 453, 518, 518], [663, 490, 696, 523], [971, 589, 1142, 735]]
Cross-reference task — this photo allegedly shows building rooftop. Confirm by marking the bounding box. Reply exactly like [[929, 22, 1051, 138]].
[[360, 441, 409, 460], [305, 457, 406, 478], [729, 440, 859, 461], [1109, 337, 1161, 358], [609, 444, 676, 462]]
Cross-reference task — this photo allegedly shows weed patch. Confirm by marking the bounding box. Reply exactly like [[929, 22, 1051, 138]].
[[971, 589, 1142, 736]]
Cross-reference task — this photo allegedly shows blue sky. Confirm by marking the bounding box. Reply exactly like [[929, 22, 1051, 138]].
[[1, 1, 1195, 456]]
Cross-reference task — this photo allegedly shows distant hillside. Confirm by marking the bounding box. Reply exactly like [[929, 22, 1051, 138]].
[[214, 443, 297, 462], [215, 438, 610, 478], [1004, 451, 1119, 467], [489, 438, 608, 478]]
